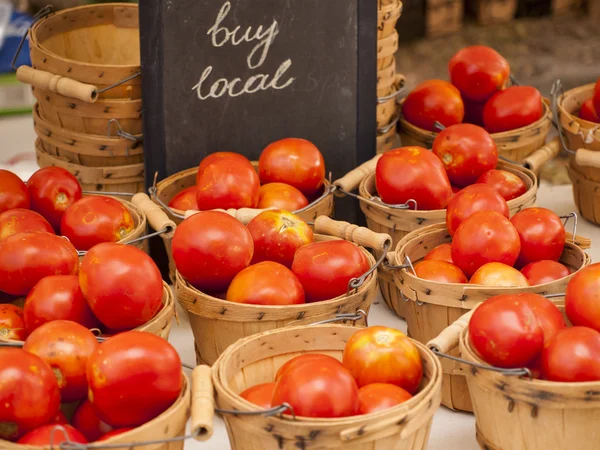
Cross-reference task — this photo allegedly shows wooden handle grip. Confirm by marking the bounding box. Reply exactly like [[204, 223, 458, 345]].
[[184, 207, 274, 224], [131, 193, 176, 232], [575, 148, 600, 169], [17, 66, 98, 103], [191, 365, 214, 441], [334, 154, 382, 193], [314, 216, 391, 251], [427, 307, 477, 354], [522, 137, 561, 173]]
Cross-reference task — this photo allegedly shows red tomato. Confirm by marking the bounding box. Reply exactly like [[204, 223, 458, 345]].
[[462, 99, 486, 126], [343, 326, 423, 393], [275, 354, 343, 381], [0, 304, 27, 340], [358, 383, 412, 415], [96, 428, 134, 441], [168, 186, 198, 211], [239, 382, 276, 409], [476, 169, 528, 201], [469, 262, 529, 287], [521, 260, 570, 286], [451, 211, 521, 277], [196, 155, 260, 210], [258, 138, 326, 197], [483, 86, 543, 133], [87, 331, 182, 427], [0, 208, 53, 241], [246, 209, 313, 267], [72, 399, 113, 442], [18, 424, 88, 446], [272, 359, 359, 418], [542, 327, 600, 382], [196, 152, 252, 184], [226, 261, 305, 305], [24, 320, 98, 402], [60, 196, 135, 251], [468, 294, 544, 368], [445, 184, 509, 236], [451, 185, 462, 195], [291, 240, 370, 302], [172, 211, 253, 292], [79, 243, 163, 330], [0, 169, 29, 213], [448, 46, 510, 102], [565, 263, 600, 332], [375, 147, 452, 210], [579, 98, 600, 123], [27, 167, 82, 231], [50, 411, 68, 424], [510, 207, 565, 268], [257, 183, 309, 211], [432, 124, 498, 187], [593, 77, 600, 117], [402, 80, 465, 130], [414, 260, 467, 283], [0, 348, 60, 439], [519, 293, 565, 345], [23, 275, 99, 334], [0, 231, 79, 296], [423, 243, 454, 264]]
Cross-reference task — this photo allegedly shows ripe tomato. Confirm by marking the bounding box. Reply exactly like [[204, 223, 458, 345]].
[[423, 243, 453, 264], [196, 152, 251, 184], [451, 185, 462, 195], [172, 211, 253, 292], [565, 263, 600, 332], [87, 331, 182, 427], [72, 399, 113, 441], [520, 293, 565, 344], [510, 207, 565, 268], [258, 138, 326, 197], [593, 77, 600, 117], [414, 260, 467, 283], [462, 99, 486, 127], [446, 184, 509, 236], [291, 240, 370, 302], [239, 382, 276, 409], [275, 354, 343, 381], [24, 320, 98, 402], [97, 428, 134, 441], [358, 383, 412, 415], [257, 183, 309, 211], [375, 147, 452, 210], [469, 262, 529, 287], [579, 98, 600, 123], [476, 169, 528, 201], [168, 186, 198, 211], [402, 80, 464, 130], [452, 211, 521, 277], [483, 86, 543, 133], [448, 46, 510, 102], [468, 294, 544, 368], [18, 424, 88, 445], [0, 304, 26, 340], [343, 326, 423, 393], [27, 167, 82, 231], [246, 209, 313, 267], [0, 231, 79, 296], [0, 169, 29, 213], [60, 196, 135, 251], [272, 359, 359, 418], [0, 208, 53, 241], [0, 348, 60, 439], [80, 243, 163, 330], [226, 261, 305, 305], [432, 124, 498, 187], [542, 327, 600, 382], [521, 260, 570, 286], [50, 411, 68, 424]]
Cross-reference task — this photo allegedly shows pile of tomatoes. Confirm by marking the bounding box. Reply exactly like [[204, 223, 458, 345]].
[[168, 138, 326, 213], [469, 262, 600, 382], [402, 45, 544, 134], [578, 77, 600, 123], [239, 326, 423, 417]]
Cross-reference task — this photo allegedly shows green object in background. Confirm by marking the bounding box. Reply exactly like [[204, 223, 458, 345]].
[[0, 72, 34, 116]]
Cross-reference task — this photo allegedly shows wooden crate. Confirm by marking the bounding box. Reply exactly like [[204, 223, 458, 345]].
[[552, 0, 583, 15], [426, 0, 464, 37], [467, 0, 517, 23]]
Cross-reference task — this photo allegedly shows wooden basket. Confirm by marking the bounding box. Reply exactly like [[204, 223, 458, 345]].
[[377, 97, 398, 128], [426, 0, 463, 37], [377, 31, 399, 70], [469, 0, 517, 24], [35, 139, 145, 199], [377, 65, 404, 99], [206, 324, 442, 449], [389, 222, 590, 412], [378, 0, 403, 39], [377, 123, 398, 154]]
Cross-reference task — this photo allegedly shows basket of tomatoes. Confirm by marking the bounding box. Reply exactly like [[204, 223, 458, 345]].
[[428, 265, 600, 450], [150, 138, 334, 225], [387, 201, 591, 412], [197, 323, 441, 449]]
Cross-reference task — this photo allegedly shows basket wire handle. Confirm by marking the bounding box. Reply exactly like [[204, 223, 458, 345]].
[[309, 309, 368, 327], [561, 211, 591, 249], [106, 119, 143, 143], [11, 4, 53, 70]]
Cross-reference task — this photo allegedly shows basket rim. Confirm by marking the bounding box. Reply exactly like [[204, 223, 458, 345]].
[[557, 83, 600, 133]]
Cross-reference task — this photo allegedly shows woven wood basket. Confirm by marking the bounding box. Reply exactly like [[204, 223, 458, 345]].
[[469, 0, 517, 24], [398, 98, 553, 163], [378, 0, 403, 39], [377, 66, 404, 99], [206, 324, 442, 449], [377, 31, 398, 70], [388, 222, 591, 412], [377, 124, 398, 153]]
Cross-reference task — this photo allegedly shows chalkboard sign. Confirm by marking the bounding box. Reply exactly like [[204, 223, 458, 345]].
[[139, 0, 377, 222]]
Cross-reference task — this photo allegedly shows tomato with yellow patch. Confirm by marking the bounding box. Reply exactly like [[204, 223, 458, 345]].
[[168, 186, 198, 211], [0, 209, 53, 241], [402, 80, 464, 130], [358, 383, 413, 414], [476, 169, 528, 201], [414, 260, 467, 283], [0, 169, 29, 213], [0, 304, 27, 340], [239, 383, 276, 409], [257, 183, 309, 211], [446, 184, 509, 236], [469, 262, 529, 287]]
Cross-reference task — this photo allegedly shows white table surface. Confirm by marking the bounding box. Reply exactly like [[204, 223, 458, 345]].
[[1, 114, 598, 450]]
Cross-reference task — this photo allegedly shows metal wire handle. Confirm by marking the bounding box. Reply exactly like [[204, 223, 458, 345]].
[[345, 240, 391, 297], [377, 83, 405, 104], [106, 119, 143, 143], [75, 227, 171, 257], [561, 211, 579, 243], [431, 347, 533, 379], [309, 310, 368, 327], [551, 79, 578, 156], [11, 5, 54, 70]]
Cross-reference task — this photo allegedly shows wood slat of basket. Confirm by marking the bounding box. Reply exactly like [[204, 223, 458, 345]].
[[568, 162, 600, 226], [377, 97, 398, 128], [377, 31, 399, 70], [377, 125, 398, 154], [378, 0, 403, 39]]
